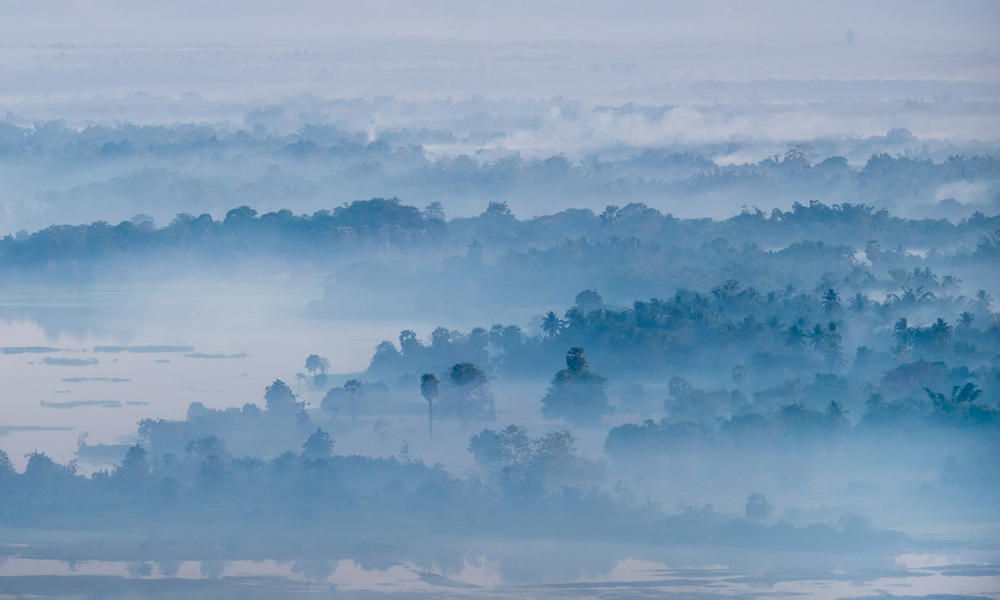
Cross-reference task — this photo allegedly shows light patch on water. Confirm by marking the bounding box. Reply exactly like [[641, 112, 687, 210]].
[[447, 555, 503, 588], [1, 555, 999, 598], [771, 570, 1000, 600], [895, 552, 988, 569], [600, 557, 672, 582]]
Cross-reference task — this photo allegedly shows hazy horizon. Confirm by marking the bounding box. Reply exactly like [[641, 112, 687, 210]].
[[1, 2, 998, 598]]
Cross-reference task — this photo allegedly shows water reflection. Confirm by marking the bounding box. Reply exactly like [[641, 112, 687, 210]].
[[0, 553, 997, 598]]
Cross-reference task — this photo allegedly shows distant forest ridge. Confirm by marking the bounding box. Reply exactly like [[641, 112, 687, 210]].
[[2, 196, 998, 267]]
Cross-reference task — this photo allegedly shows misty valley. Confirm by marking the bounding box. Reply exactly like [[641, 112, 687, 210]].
[[1, 187, 999, 598], [2, 4, 1000, 596]]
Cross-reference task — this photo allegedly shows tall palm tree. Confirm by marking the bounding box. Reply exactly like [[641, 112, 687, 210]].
[[344, 379, 362, 424], [420, 373, 439, 440]]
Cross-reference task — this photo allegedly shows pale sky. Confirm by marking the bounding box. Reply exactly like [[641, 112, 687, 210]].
[[0, 0, 996, 50]]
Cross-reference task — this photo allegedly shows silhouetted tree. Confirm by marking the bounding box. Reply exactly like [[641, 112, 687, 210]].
[[423, 201, 445, 222], [541, 347, 611, 426], [745, 492, 773, 521], [541, 311, 566, 338], [924, 383, 997, 426], [447, 363, 493, 424], [574, 289, 603, 313], [264, 379, 302, 414], [304, 354, 329, 375], [822, 288, 840, 313], [784, 323, 807, 350], [420, 373, 439, 439], [344, 379, 363, 423], [484, 201, 512, 218], [302, 428, 333, 460], [113, 444, 151, 486], [468, 425, 531, 468], [399, 330, 420, 357]]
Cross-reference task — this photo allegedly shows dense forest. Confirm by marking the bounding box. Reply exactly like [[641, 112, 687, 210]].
[[3, 193, 997, 551]]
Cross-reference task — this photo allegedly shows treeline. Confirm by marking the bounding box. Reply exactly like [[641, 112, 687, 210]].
[[3, 197, 997, 290], [0, 431, 909, 556], [2, 119, 997, 208], [606, 382, 1000, 459], [5, 198, 999, 261], [0, 198, 442, 269]]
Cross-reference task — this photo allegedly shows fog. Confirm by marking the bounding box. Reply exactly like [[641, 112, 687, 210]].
[[1, 2, 999, 598]]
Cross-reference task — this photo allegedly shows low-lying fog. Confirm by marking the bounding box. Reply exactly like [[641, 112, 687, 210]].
[[0, 281, 450, 468], [1, 3, 999, 598]]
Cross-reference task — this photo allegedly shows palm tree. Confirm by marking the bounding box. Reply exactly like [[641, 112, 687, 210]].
[[925, 383, 983, 421], [849, 292, 869, 313], [541, 311, 566, 338], [929, 317, 952, 352], [887, 286, 935, 307], [344, 379, 362, 424], [821, 288, 840, 313], [809, 323, 826, 352], [420, 373, 439, 440], [784, 323, 806, 349]]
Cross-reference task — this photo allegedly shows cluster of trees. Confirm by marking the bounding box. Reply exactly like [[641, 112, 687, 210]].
[[468, 425, 601, 494], [0, 429, 909, 555], [369, 280, 998, 387], [318, 362, 495, 430], [606, 380, 999, 459], [352, 270, 1000, 434], [138, 380, 313, 459], [320, 379, 390, 422]]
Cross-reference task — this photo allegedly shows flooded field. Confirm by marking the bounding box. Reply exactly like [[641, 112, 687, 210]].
[[0, 282, 444, 470], [1, 548, 998, 599]]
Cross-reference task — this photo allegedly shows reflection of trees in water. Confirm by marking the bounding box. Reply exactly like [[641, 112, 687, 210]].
[[127, 561, 153, 577], [291, 558, 334, 582], [0, 304, 148, 341], [200, 560, 228, 579], [157, 560, 181, 577]]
